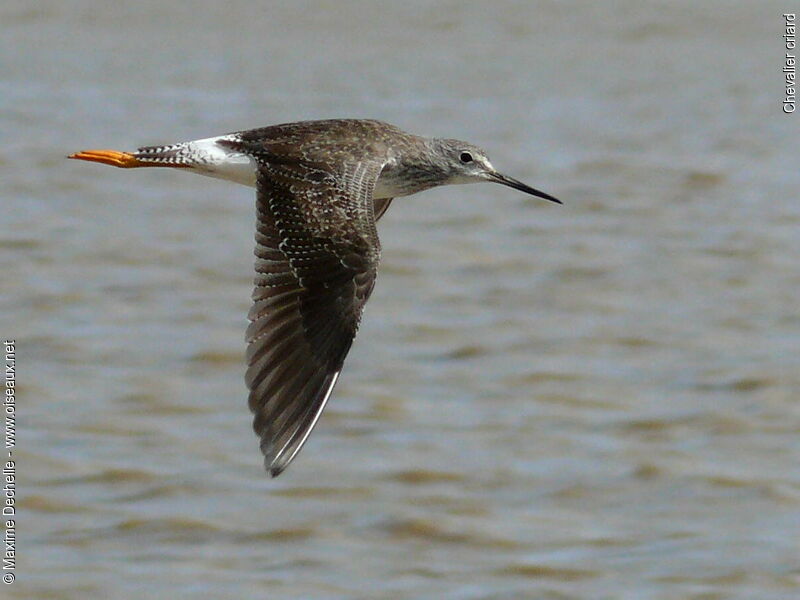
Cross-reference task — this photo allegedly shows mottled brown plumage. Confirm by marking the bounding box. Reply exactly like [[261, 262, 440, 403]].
[[69, 119, 560, 476]]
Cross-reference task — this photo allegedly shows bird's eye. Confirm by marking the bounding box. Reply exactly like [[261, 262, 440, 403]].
[[459, 152, 473, 163]]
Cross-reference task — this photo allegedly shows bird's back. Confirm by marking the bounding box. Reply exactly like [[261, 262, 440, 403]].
[[230, 119, 410, 167]]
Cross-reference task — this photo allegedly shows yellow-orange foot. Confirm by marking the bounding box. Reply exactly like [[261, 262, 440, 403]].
[[68, 149, 143, 168]]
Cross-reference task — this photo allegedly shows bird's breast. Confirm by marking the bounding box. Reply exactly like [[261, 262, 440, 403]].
[[375, 163, 429, 199]]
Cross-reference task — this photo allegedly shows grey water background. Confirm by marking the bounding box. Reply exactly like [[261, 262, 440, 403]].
[[3, 1, 799, 598]]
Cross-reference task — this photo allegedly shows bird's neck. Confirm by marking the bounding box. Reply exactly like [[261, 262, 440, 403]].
[[375, 139, 449, 199]]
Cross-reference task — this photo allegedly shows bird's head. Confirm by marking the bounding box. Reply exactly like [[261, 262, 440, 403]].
[[432, 138, 561, 204]]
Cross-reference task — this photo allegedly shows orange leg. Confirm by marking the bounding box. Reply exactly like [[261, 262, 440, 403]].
[[68, 149, 146, 168]]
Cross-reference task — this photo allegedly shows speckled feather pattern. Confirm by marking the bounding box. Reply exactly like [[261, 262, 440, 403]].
[[222, 121, 409, 475], [77, 118, 553, 476]]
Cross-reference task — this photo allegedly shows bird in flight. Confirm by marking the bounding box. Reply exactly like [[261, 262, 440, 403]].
[[69, 119, 560, 476]]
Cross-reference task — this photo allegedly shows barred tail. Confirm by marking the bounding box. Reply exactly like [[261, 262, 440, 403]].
[[133, 143, 195, 167]]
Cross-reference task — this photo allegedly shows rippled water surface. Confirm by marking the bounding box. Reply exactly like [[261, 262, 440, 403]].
[[3, 1, 799, 598]]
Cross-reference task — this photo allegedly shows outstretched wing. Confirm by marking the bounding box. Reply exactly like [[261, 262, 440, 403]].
[[244, 156, 383, 476]]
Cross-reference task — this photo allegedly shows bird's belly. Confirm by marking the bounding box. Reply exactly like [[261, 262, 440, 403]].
[[185, 136, 258, 187], [195, 155, 257, 187]]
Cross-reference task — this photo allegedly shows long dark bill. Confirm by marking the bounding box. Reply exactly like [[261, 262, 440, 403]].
[[489, 172, 562, 204]]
